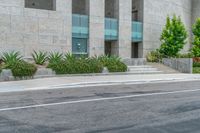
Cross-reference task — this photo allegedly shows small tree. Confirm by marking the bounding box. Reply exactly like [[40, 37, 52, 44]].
[[192, 18, 200, 57], [159, 15, 188, 57]]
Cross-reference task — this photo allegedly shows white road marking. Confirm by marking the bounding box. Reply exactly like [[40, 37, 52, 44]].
[[1, 88, 200, 112]]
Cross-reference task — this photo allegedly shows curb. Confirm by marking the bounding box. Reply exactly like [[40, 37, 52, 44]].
[[0, 76, 200, 94], [27, 77, 200, 91]]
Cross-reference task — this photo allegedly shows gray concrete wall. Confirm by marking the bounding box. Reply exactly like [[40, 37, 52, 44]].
[[143, 0, 192, 58], [0, 0, 72, 57], [88, 0, 105, 56], [0, 0, 197, 59], [163, 58, 193, 73], [115, 0, 132, 59], [192, 0, 200, 24]]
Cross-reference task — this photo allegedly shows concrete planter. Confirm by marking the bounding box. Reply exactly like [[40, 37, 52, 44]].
[[0, 66, 128, 81], [0, 69, 13, 81], [0, 69, 15, 81], [102, 67, 109, 74], [34, 68, 56, 78], [0, 68, 57, 81], [162, 58, 193, 73]]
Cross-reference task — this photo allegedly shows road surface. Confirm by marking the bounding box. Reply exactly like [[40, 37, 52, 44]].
[[0, 81, 200, 133]]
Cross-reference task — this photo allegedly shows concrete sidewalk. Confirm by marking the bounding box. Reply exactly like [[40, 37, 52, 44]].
[[1, 74, 200, 93]]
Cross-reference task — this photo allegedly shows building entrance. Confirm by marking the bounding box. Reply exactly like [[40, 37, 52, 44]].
[[132, 43, 139, 58]]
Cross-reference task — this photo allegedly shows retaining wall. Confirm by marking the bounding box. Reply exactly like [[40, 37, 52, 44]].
[[162, 58, 193, 73]]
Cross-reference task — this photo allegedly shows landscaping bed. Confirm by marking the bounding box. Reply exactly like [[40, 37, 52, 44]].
[[193, 67, 200, 73], [193, 57, 200, 74], [0, 51, 127, 81]]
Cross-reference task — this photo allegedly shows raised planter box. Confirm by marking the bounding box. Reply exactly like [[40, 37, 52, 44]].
[[0, 67, 116, 81], [0, 68, 57, 81], [0, 69, 13, 81], [162, 58, 193, 73], [34, 68, 56, 78]]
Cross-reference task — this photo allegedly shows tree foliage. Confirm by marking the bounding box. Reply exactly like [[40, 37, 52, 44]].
[[192, 18, 200, 57], [159, 15, 188, 57]]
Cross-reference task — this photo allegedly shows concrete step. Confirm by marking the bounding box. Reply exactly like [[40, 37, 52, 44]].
[[128, 71, 163, 74], [128, 65, 154, 68], [127, 65, 163, 74], [128, 67, 158, 71]]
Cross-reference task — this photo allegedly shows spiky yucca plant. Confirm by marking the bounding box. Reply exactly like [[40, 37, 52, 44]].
[[32, 51, 47, 65], [1, 51, 22, 65], [48, 52, 63, 64]]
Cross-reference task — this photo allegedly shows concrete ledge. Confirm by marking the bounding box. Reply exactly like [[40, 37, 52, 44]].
[[34, 68, 56, 78], [0, 68, 165, 82], [123, 58, 147, 66], [0, 69, 13, 81], [0, 68, 56, 81], [162, 58, 193, 73]]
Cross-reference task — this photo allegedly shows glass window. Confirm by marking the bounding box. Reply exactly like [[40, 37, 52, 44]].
[[25, 0, 56, 11], [72, 38, 88, 55]]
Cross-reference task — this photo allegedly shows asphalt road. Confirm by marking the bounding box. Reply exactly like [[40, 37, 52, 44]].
[[0, 81, 200, 133]]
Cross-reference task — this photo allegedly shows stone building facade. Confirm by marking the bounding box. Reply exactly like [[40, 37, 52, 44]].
[[0, 0, 199, 59]]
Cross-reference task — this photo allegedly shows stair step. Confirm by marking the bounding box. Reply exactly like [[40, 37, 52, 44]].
[[128, 71, 163, 74], [128, 68, 158, 71], [127, 65, 163, 74], [128, 65, 154, 68]]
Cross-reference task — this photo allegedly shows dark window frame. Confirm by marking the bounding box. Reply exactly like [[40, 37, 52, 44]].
[[25, 0, 56, 11]]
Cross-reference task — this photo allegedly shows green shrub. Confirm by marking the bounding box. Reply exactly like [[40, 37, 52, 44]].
[[48, 54, 127, 74], [176, 53, 193, 58], [146, 50, 163, 62], [1, 51, 22, 65], [0, 59, 3, 65], [86, 57, 103, 73], [0, 67, 2, 73], [98, 55, 127, 72], [191, 18, 200, 57], [5, 61, 37, 78], [32, 51, 47, 65], [159, 15, 188, 57], [193, 57, 200, 67], [0, 59, 2, 73], [193, 62, 200, 67], [64, 53, 76, 62], [193, 67, 200, 73], [48, 52, 63, 64], [47, 56, 103, 74]]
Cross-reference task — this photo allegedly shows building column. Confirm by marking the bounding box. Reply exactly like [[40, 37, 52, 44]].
[[58, 0, 72, 53], [116, 0, 132, 59], [88, 0, 105, 57]]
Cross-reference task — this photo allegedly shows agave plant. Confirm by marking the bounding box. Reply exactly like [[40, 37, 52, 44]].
[[32, 51, 47, 65], [48, 52, 63, 64], [0, 58, 3, 65], [64, 53, 76, 62], [97, 55, 110, 65], [1, 51, 22, 65], [97, 55, 126, 72]]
